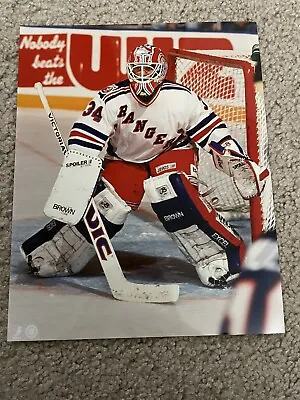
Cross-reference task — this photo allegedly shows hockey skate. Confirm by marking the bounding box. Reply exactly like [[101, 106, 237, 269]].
[[196, 253, 240, 288]]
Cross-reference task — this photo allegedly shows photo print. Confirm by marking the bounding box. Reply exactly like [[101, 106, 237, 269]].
[[8, 22, 285, 341]]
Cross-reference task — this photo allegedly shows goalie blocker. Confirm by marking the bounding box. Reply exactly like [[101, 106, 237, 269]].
[[44, 147, 103, 225]]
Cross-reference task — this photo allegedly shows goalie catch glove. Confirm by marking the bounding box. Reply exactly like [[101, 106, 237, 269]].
[[209, 138, 269, 200]]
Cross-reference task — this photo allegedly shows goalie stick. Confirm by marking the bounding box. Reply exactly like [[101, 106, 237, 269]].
[[34, 82, 179, 303]]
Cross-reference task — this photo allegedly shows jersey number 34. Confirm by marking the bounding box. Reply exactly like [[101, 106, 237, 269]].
[[82, 101, 103, 123]]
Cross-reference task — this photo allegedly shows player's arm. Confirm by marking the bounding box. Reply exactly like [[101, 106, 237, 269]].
[[185, 92, 269, 199], [221, 230, 284, 335], [68, 94, 112, 157], [44, 94, 115, 225]]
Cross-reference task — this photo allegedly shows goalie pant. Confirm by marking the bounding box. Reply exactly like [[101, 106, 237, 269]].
[[20, 148, 246, 288]]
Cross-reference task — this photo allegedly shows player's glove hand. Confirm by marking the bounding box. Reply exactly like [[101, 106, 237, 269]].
[[210, 140, 269, 199]]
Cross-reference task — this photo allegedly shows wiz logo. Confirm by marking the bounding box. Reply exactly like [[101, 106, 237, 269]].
[[85, 202, 112, 261]]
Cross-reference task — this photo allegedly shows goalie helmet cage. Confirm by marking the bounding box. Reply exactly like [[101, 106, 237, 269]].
[[167, 48, 276, 241]]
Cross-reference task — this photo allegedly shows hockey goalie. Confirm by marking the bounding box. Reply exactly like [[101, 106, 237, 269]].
[[20, 44, 269, 290]]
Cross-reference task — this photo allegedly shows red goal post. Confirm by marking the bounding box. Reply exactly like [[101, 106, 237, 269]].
[[167, 48, 276, 241]]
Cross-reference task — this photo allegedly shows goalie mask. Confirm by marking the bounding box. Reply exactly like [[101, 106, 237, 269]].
[[127, 44, 168, 106]]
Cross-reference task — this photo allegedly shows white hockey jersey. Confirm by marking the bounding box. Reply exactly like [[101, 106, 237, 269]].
[[220, 230, 285, 335], [68, 80, 230, 163]]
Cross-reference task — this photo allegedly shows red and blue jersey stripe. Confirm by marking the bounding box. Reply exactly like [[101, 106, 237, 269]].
[[68, 122, 109, 151], [186, 112, 225, 147]]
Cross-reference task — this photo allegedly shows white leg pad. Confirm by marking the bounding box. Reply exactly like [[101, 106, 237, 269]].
[[144, 174, 236, 287], [169, 226, 231, 287], [21, 179, 131, 278], [169, 225, 224, 264], [21, 225, 95, 277], [94, 178, 131, 225]]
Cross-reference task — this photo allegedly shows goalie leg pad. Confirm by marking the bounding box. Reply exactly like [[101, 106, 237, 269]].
[[144, 172, 245, 285], [20, 219, 95, 277], [74, 179, 131, 242], [93, 178, 132, 237], [20, 179, 131, 278]]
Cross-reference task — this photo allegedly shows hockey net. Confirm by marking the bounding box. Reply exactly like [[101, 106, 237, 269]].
[[168, 49, 276, 240]]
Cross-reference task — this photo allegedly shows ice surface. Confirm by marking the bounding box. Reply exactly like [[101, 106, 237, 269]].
[[7, 108, 252, 341]]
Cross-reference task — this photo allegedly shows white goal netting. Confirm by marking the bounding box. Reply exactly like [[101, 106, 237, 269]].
[[170, 50, 276, 237]]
